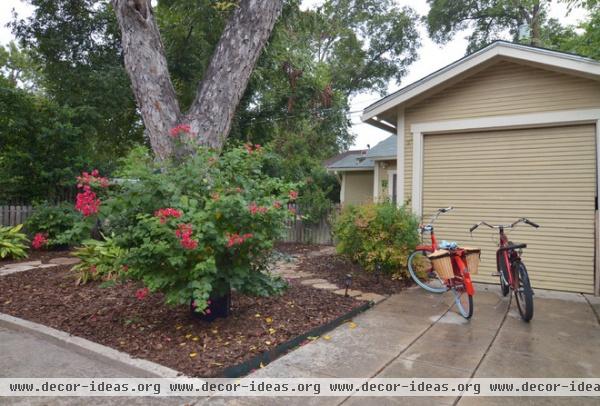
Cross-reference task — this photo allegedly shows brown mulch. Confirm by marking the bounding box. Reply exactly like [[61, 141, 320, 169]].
[[298, 254, 411, 295], [0, 265, 365, 377], [274, 242, 325, 256], [0, 249, 72, 266]]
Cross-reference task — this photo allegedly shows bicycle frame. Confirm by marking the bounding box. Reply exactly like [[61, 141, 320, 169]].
[[416, 209, 474, 295], [497, 227, 520, 290]]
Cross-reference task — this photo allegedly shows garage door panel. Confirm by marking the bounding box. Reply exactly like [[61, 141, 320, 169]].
[[422, 124, 596, 293]]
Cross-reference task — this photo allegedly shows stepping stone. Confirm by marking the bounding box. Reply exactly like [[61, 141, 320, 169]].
[[49, 257, 81, 265], [0, 266, 36, 276], [300, 278, 328, 285], [38, 264, 59, 269], [283, 272, 313, 279], [312, 282, 339, 290], [333, 289, 363, 297], [12, 261, 42, 267], [357, 292, 386, 303]]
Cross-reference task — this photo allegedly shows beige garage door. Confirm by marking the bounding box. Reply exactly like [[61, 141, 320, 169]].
[[422, 124, 596, 293]]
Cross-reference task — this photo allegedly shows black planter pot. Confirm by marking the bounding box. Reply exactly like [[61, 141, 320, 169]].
[[190, 289, 231, 322]]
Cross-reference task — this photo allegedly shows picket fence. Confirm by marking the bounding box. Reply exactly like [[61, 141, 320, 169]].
[[0, 204, 338, 245]]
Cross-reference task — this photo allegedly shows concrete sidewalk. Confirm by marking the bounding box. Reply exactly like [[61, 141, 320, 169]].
[[213, 286, 600, 406]]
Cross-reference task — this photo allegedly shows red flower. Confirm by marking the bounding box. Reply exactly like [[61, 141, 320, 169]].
[[289, 190, 298, 200], [225, 232, 252, 247], [175, 223, 198, 250], [31, 232, 48, 250], [273, 201, 282, 209], [169, 124, 192, 138], [244, 143, 262, 154], [248, 202, 268, 215], [135, 287, 150, 300], [77, 170, 109, 189], [75, 186, 101, 217], [154, 208, 182, 224]]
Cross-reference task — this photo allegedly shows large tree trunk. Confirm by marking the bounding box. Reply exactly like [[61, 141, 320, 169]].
[[112, 0, 282, 160]]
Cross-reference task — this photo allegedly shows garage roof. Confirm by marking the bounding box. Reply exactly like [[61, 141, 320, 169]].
[[362, 41, 600, 132]]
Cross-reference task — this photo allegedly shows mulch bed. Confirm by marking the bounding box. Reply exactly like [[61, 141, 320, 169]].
[[298, 253, 411, 295], [0, 249, 72, 266], [0, 265, 364, 377], [274, 242, 325, 256]]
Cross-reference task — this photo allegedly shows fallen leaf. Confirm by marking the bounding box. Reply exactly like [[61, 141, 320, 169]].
[[268, 328, 276, 335], [185, 333, 192, 339], [265, 341, 272, 345], [260, 362, 265, 368], [307, 336, 319, 341], [189, 352, 197, 358], [175, 325, 183, 330], [179, 342, 186, 346], [211, 329, 218, 334], [348, 322, 357, 329], [323, 335, 332, 340], [4, 300, 11, 305], [192, 337, 199, 341], [255, 313, 261, 318], [265, 317, 273, 324]]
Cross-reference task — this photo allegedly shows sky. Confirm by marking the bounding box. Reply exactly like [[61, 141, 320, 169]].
[[0, 0, 590, 149]]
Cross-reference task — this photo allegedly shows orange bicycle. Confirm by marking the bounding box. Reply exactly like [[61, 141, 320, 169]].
[[408, 207, 476, 319]]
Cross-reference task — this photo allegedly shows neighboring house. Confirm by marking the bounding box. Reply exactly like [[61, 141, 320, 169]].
[[326, 137, 397, 205], [359, 40, 600, 295]]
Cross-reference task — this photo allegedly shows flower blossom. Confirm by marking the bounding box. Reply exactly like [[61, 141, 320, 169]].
[[31, 232, 48, 250], [77, 170, 109, 189], [248, 202, 268, 215], [154, 208, 183, 224], [75, 185, 101, 217], [169, 124, 192, 138], [226, 232, 253, 248], [136, 287, 150, 300], [175, 223, 198, 250], [244, 143, 262, 154], [289, 190, 298, 200]]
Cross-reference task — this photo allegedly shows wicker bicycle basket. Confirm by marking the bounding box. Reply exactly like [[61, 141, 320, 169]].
[[427, 249, 454, 280], [463, 247, 481, 275]]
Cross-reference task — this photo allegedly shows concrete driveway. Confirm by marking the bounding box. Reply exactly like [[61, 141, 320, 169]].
[[228, 285, 600, 406]]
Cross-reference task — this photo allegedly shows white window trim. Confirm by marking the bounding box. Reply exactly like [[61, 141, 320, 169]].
[[396, 110, 405, 207], [373, 162, 380, 201], [387, 170, 397, 200], [410, 108, 600, 218]]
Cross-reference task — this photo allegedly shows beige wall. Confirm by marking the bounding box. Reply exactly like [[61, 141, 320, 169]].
[[375, 160, 397, 201], [402, 60, 600, 204], [342, 171, 374, 205]]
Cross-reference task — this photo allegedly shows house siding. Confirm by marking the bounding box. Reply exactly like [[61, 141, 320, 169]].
[[403, 60, 600, 203], [375, 160, 397, 201], [343, 171, 374, 205]]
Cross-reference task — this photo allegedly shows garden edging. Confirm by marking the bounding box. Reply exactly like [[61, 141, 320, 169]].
[[0, 312, 182, 378]]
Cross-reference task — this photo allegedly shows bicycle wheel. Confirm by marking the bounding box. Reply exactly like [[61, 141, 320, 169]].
[[452, 286, 473, 319], [513, 261, 534, 322], [408, 250, 447, 293], [496, 251, 510, 297]]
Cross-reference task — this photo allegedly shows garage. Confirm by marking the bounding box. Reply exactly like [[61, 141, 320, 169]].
[[422, 125, 597, 293], [361, 41, 600, 294]]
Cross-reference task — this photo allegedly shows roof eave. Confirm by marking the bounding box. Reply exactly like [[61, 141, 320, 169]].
[[361, 42, 600, 123]]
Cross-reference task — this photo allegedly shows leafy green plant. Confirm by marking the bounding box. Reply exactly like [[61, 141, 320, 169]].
[[0, 224, 29, 260], [333, 202, 419, 278], [24, 202, 79, 247], [69, 142, 297, 312], [71, 235, 127, 285]]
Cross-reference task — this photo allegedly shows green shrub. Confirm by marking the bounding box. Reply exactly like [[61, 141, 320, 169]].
[[333, 202, 419, 278], [0, 224, 29, 259], [24, 202, 79, 247], [65, 142, 297, 312], [71, 235, 127, 285]]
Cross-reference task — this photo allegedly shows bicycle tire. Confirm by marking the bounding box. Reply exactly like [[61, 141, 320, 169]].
[[452, 287, 474, 319], [497, 251, 510, 297], [513, 261, 534, 322], [408, 250, 447, 293]]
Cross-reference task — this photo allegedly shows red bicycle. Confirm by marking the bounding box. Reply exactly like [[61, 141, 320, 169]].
[[408, 207, 475, 319], [469, 218, 539, 322]]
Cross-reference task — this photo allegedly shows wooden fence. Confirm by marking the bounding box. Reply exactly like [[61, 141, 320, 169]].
[[1, 204, 339, 245], [0, 205, 34, 227]]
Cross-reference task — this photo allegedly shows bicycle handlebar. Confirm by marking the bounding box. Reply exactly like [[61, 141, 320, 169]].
[[469, 218, 540, 233]]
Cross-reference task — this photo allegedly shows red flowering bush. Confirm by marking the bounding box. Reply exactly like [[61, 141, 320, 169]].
[[31, 232, 48, 250], [75, 169, 109, 217], [99, 144, 299, 312]]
